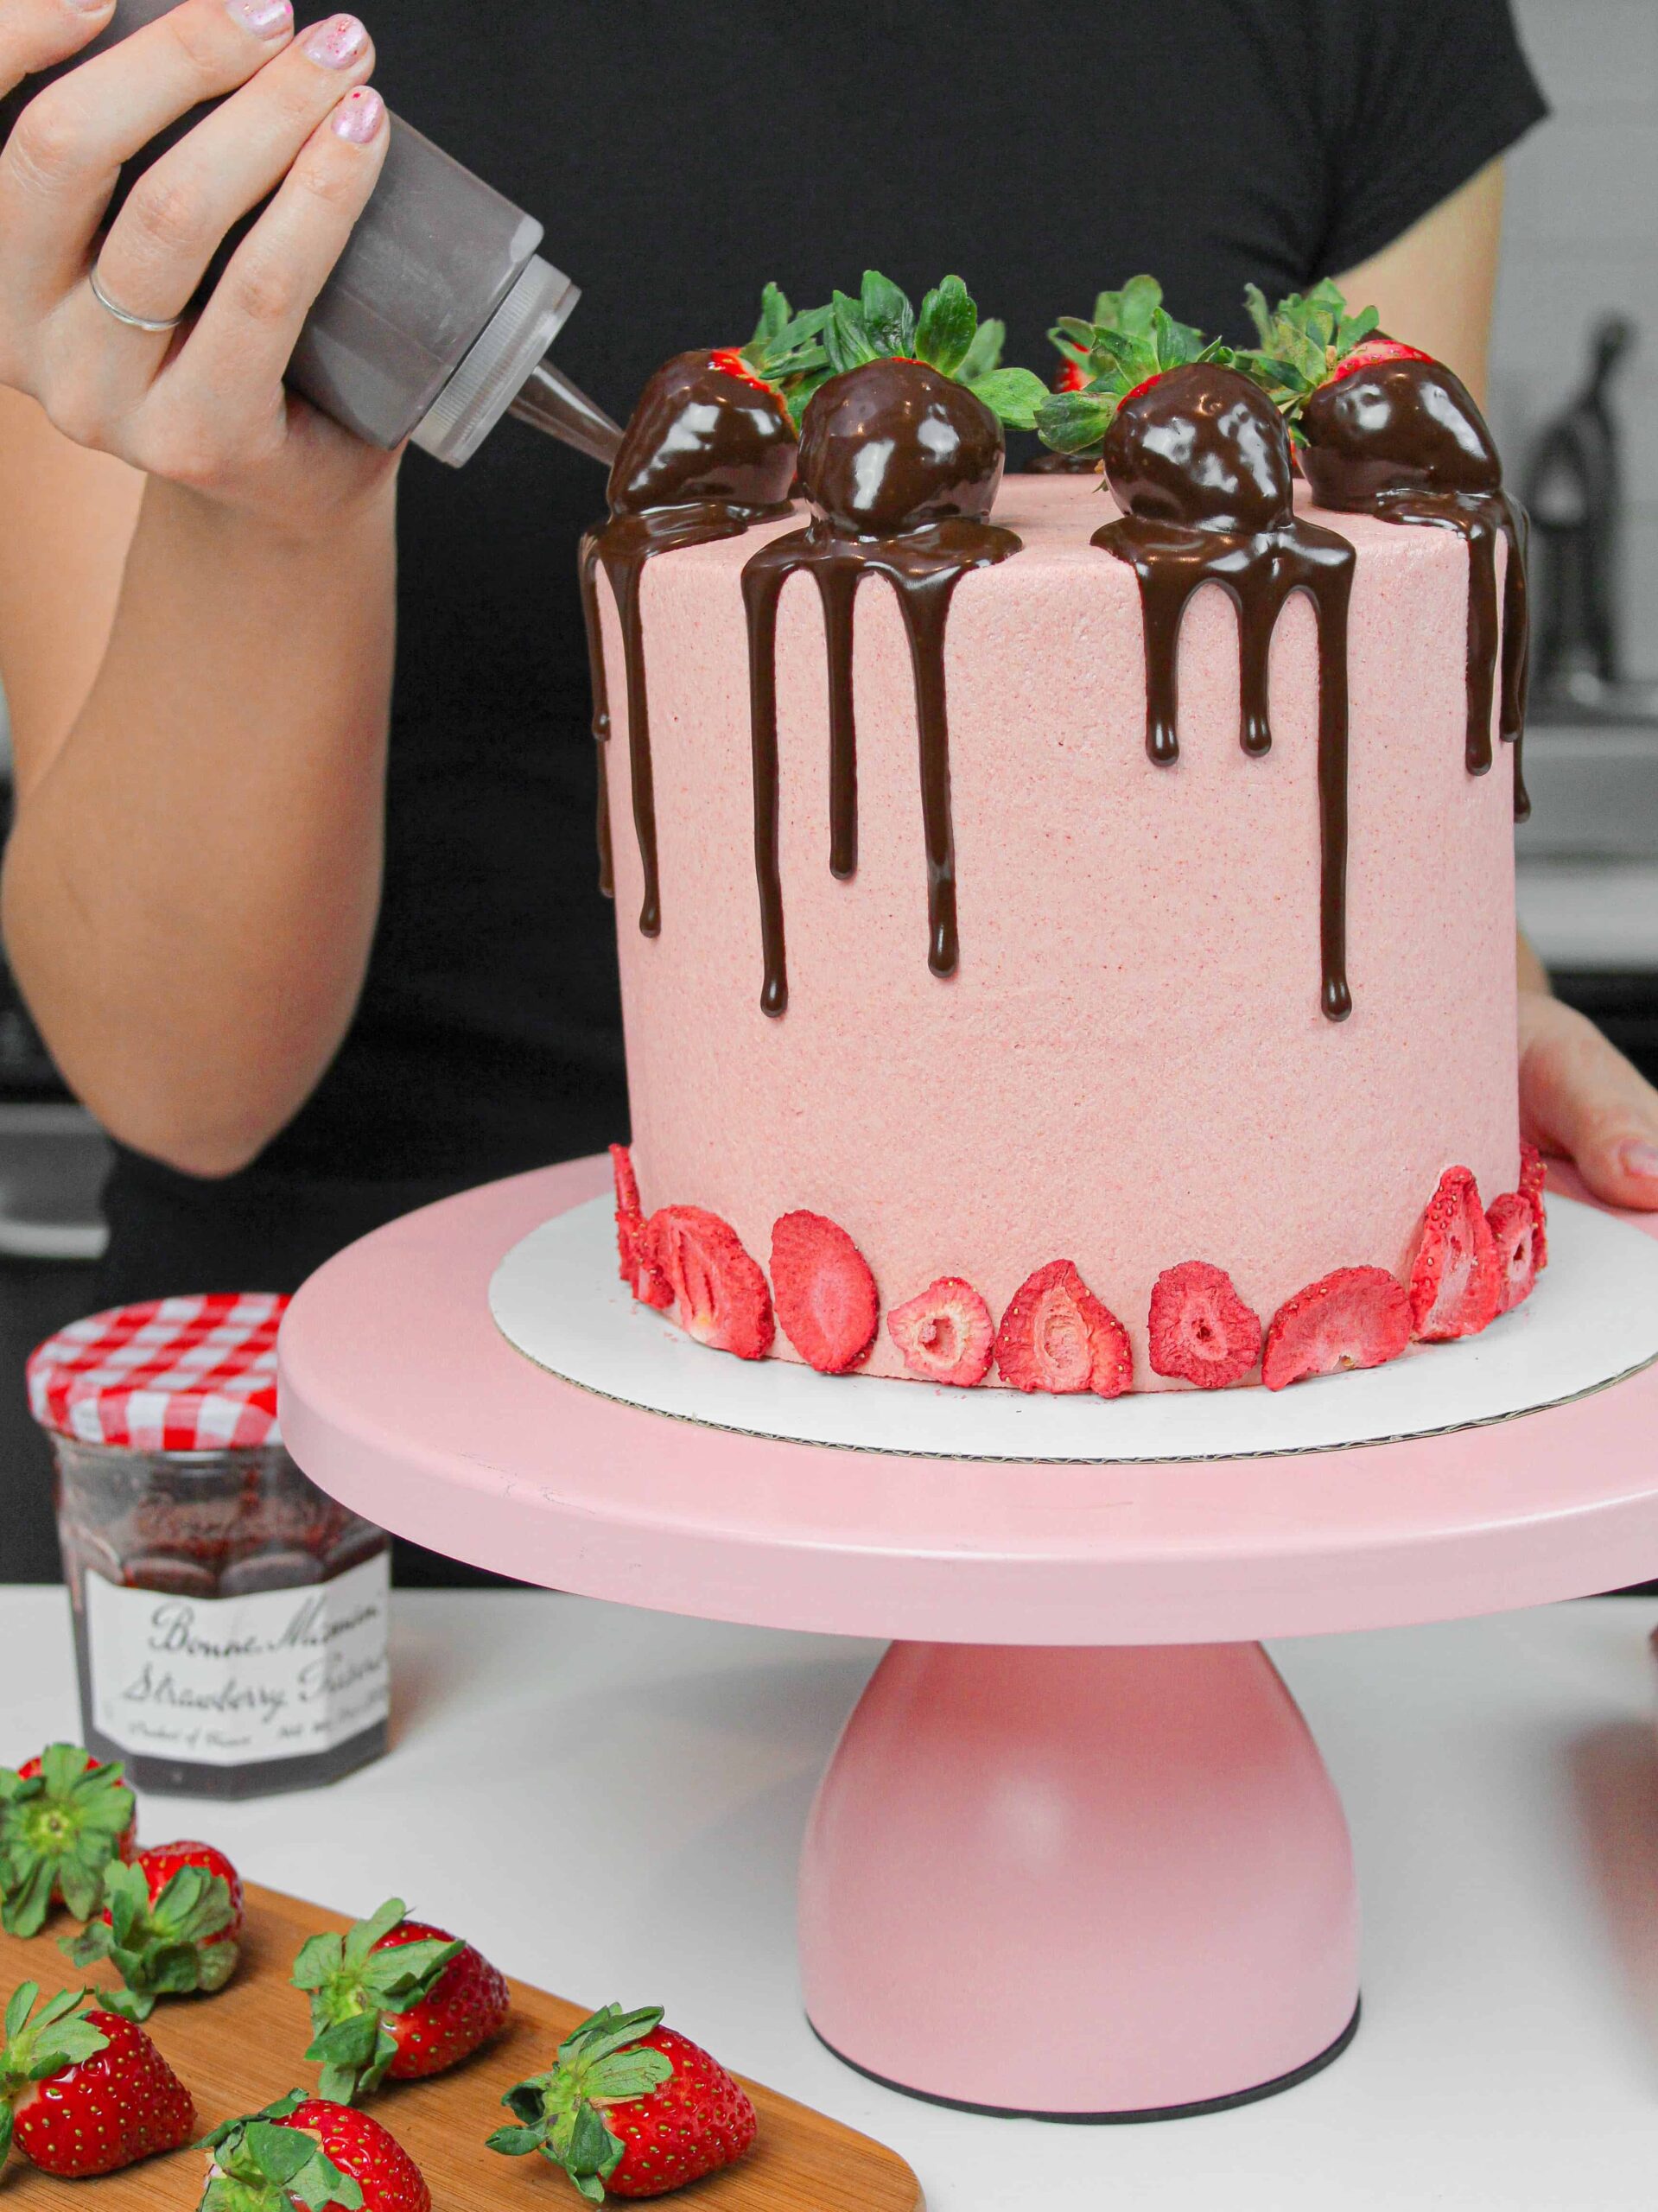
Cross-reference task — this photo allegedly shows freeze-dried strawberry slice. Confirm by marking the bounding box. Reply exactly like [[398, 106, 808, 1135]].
[[641, 1207, 774, 1359], [1487, 1192, 1542, 1313], [1515, 1143, 1550, 1276], [770, 1212, 880, 1375], [1261, 1267, 1412, 1391], [887, 1278, 994, 1387], [1408, 1166, 1502, 1341], [1147, 1262, 1261, 1389], [1519, 1141, 1547, 1208], [609, 1145, 672, 1309], [994, 1260, 1133, 1398]]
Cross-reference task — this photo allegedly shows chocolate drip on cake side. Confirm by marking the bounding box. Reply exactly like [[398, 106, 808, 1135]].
[[1092, 364, 1358, 1022], [1299, 354, 1531, 819], [740, 359, 1020, 1017], [581, 348, 797, 934]]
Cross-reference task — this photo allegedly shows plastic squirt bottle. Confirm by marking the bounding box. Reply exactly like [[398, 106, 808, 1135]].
[[0, 0, 622, 468]]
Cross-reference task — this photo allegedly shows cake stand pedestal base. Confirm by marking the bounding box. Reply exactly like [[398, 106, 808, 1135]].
[[798, 1641, 1361, 2120]]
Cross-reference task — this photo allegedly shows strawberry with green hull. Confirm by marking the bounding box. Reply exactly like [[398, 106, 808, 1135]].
[[1237, 277, 1530, 801], [63, 1840, 244, 2019], [200, 2094, 429, 2212], [0, 1981, 195, 2176], [1, 1744, 136, 1937], [1034, 274, 1234, 462], [294, 1897, 509, 2104], [489, 2003, 758, 2202]]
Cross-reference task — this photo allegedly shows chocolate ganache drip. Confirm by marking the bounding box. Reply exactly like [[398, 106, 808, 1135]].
[[1092, 363, 1357, 1022], [1299, 354, 1530, 817], [581, 346, 797, 931], [741, 358, 1020, 1016]]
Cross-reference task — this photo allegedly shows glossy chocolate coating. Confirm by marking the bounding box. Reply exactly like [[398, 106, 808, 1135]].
[[1299, 356, 1502, 509], [607, 348, 797, 518], [798, 359, 1004, 536], [1104, 364, 1294, 534]]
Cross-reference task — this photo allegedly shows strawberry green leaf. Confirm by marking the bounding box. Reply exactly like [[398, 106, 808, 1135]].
[[486, 2126, 543, 2157], [0, 2100, 14, 2167], [914, 276, 976, 378], [823, 294, 881, 378], [244, 2123, 316, 2185], [1034, 391, 1115, 454], [958, 315, 1005, 383], [290, 1934, 344, 1991], [3, 1984, 37, 2044], [858, 269, 915, 358], [751, 281, 791, 349]]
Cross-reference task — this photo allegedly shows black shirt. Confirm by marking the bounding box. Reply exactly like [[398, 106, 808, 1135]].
[[95, 0, 1546, 1304]]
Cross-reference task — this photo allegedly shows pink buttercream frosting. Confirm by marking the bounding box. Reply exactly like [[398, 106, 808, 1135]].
[[597, 473, 1521, 1389]]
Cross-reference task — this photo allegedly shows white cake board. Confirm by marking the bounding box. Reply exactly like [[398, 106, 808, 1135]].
[[488, 1192, 1658, 1465]]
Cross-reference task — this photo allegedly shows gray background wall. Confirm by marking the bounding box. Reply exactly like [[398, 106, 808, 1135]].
[[1492, 0, 1658, 676]]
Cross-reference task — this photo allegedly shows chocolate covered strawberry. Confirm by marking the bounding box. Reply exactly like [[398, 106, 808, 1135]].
[[1034, 276, 1233, 464], [641, 1207, 773, 1360], [607, 287, 827, 522], [886, 1277, 996, 1386], [294, 1897, 509, 2103], [200, 2094, 429, 2212], [1239, 278, 1501, 506], [489, 2002, 757, 2202], [63, 1840, 243, 2018], [995, 1260, 1133, 1397], [0, 1982, 195, 2176], [795, 271, 1044, 536], [1262, 1268, 1413, 1391], [1148, 1262, 1263, 1389], [1, 1744, 136, 1936], [770, 1211, 880, 1374]]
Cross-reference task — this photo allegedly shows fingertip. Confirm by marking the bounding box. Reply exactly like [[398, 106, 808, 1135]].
[[328, 82, 384, 143], [1614, 1136, 1658, 1210]]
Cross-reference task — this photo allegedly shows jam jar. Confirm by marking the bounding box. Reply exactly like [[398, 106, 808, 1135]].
[[29, 1294, 391, 1797]]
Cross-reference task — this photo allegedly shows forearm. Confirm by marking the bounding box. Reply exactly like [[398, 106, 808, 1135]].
[[3, 468, 398, 1175]]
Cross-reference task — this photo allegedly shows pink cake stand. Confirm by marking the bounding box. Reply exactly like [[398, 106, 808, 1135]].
[[278, 1155, 1658, 2124]]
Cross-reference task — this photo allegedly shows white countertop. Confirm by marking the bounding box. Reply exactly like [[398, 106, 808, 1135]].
[[6, 1585, 1658, 2209]]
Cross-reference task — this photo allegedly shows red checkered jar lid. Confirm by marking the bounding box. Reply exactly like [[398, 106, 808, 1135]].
[[28, 1294, 289, 1452]]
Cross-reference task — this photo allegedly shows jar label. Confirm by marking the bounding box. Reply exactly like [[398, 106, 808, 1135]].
[[82, 1554, 391, 1767]]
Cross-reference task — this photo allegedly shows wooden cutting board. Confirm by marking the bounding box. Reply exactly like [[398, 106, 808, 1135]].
[[0, 1881, 923, 2212]]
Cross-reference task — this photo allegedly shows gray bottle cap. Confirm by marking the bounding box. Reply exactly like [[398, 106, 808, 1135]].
[[413, 255, 581, 467]]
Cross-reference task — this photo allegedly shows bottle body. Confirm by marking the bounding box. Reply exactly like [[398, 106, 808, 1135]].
[[0, 0, 581, 460]]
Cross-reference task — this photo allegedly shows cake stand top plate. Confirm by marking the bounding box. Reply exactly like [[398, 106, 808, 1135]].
[[278, 1157, 1658, 1647]]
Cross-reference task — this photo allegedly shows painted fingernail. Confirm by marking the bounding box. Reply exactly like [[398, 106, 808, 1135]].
[[226, 0, 292, 34], [331, 85, 384, 143], [304, 13, 368, 67], [1620, 1139, 1658, 1182]]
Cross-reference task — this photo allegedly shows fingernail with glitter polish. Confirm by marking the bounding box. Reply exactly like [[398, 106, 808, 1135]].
[[226, 0, 292, 35], [1621, 1138, 1658, 1182], [305, 13, 369, 67], [332, 86, 384, 143]]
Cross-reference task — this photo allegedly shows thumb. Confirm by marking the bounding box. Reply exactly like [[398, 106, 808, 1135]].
[[1519, 993, 1658, 1210]]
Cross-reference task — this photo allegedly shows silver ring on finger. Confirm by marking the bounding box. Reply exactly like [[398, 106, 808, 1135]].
[[87, 264, 183, 335]]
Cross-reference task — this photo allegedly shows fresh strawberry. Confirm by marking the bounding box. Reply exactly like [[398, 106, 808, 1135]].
[[1408, 1167, 1502, 1341], [640, 1208, 773, 1359], [0, 1982, 194, 2176], [609, 1147, 671, 1309], [200, 2094, 429, 2212], [1147, 1262, 1262, 1389], [994, 1261, 1133, 1397], [1487, 1192, 1542, 1313], [886, 1277, 995, 1386], [294, 1897, 508, 2104], [62, 1841, 243, 2019], [489, 2003, 757, 2203], [1261, 1268, 1412, 1392], [2, 1745, 136, 1936], [770, 1211, 880, 1375], [1053, 359, 1089, 394]]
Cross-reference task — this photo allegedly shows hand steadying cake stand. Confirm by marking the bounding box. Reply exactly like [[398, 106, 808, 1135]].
[[278, 1155, 1658, 2123]]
